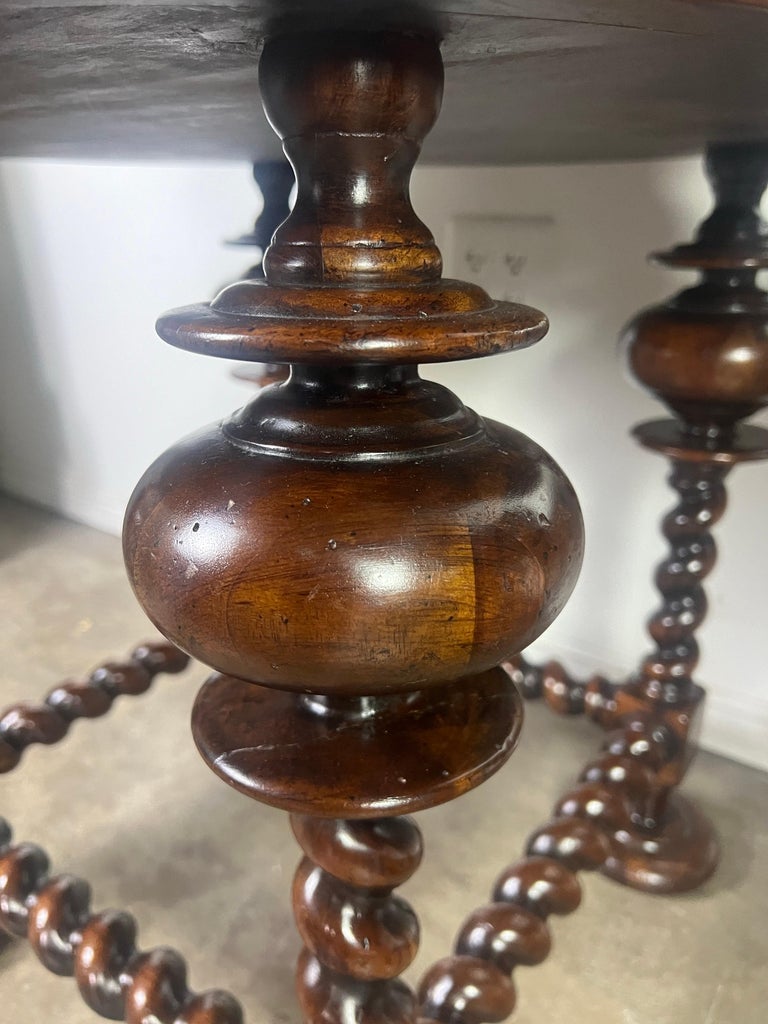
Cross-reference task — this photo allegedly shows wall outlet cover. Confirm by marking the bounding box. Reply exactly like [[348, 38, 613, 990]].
[[447, 214, 557, 305]]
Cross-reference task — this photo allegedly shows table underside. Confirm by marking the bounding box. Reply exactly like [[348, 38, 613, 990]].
[[2, 0, 768, 164]]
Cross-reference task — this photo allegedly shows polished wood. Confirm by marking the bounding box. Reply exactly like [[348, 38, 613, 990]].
[[4, 3, 768, 164], [121, 27, 584, 1024], [0, 816, 243, 1023], [510, 139, 768, 894], [417, 680, 725, 1024], [193, 669, 522, 817], [626, 141, 768, 430], [0, 641, 189, 775], [125, 367, 578, 695], [418, 838, 603, 1022], [507, 652, 722, 893], [124, 31, 583, 702], [292, 815, 422, 1024], [5, 7, 764, 1024]]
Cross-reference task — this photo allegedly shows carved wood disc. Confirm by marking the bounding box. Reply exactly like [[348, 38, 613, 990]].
[[633, 419, 768, 463], [192, 667, 523, 816]]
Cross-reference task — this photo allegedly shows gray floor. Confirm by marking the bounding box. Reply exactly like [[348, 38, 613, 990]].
[[1, 493, 766, 1024]]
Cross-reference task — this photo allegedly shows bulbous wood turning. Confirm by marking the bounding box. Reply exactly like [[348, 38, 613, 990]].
[[126, 378, 581, 698], [0, 818, 243, 1023], [635, 459, 728, 704], [124, 27, 583, 822], [125, 32, 582, 711], [0, 641, 189, 774], [292, 815, 422, 1024], [123, 29, 584, 1024], [625, 140, 768, 432]]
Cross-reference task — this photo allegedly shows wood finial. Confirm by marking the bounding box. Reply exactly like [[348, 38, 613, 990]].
[[624, 140, 768, 439], [260, 31, 444, 287], [154, 32, 548, 366]]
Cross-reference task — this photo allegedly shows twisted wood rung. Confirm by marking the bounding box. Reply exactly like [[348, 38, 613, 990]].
[[0, 816, 244, 1023], [503, 655, 614, 720], [0, 641, 190, 774], [291, 814, 423, 1024], [417, 714, 669, 1024]]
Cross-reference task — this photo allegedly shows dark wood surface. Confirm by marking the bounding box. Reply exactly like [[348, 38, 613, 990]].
[[417, 695, 720, 1024], [624, 142, 768, 430], [3, 1, 768, 164], [191, 669, 523, 817], [0, 641, 189, 774], [291, 815, 422, 1024], [124, 32, 585, 708], [0, 816, 244, 1023]]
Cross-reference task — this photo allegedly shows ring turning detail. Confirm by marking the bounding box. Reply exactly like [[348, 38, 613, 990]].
[[122, 26, 583, 1024]]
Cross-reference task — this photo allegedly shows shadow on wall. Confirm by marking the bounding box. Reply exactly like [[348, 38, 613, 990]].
[[0, 173, 68, 559]]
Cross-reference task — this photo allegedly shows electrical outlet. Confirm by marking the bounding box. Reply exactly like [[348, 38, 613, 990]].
[[447, 215, 556, 305]]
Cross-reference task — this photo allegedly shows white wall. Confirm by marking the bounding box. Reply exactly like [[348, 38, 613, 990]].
[[0, 157, 766, 771]]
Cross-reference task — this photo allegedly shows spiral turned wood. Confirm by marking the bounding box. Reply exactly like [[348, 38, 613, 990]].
[[636, 460, 729, 704], [0, 817, 243, 1023], [507, 457, 729, 711], [503, 655, 614, 721], [508, 141, 768, 895], [418, 792, 616, 1022], [291, 815, 422, 1024], [417, 704, 707, 1023], [0, 641, 189, 775]]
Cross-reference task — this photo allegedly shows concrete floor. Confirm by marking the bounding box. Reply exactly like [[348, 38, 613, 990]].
[[0, 493, 766, 1024]]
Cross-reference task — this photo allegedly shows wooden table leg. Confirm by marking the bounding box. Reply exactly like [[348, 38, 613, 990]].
[[291, 814, 422, 1024], [122, 24, 584, 1024], [508, 140, 768, 893]]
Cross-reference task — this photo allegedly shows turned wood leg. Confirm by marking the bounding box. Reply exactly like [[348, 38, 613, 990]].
[[508, 140, 768, 894], [291, 815, 422, 1024], [123, 25, 583, 1024], [417, 682, 723, 1020]]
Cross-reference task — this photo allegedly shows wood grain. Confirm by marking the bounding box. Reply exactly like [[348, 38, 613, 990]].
[[3, 2, 768, 163]]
